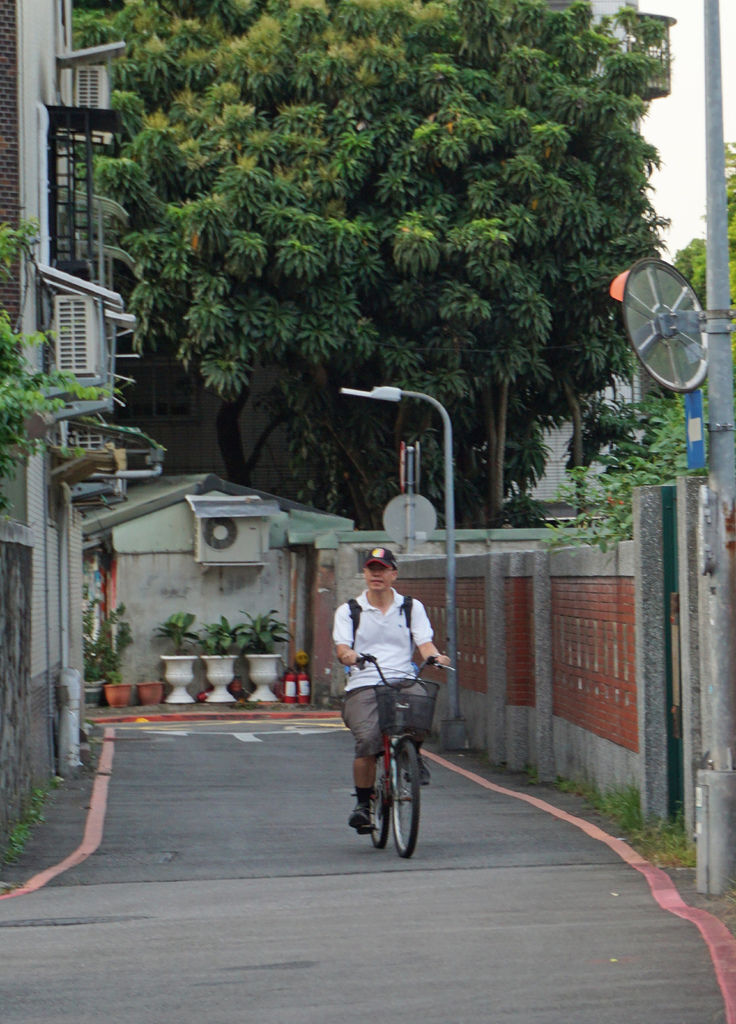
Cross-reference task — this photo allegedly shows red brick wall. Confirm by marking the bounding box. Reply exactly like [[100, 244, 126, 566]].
[[407, 577, 487, 693], [551, 577, 638, 752], [505, 576, 535, 707], [0, 1, 20, 317]]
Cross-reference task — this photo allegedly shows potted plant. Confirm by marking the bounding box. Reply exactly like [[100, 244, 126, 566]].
[[239, 610, 290, 702], [84, 598, 134, 707], [198, 616, 245, 702], [155, 612, 199, 704]]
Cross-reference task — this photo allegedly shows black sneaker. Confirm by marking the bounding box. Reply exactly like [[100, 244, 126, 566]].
[[349, 802, 371, 832], [418, 756, 431, 786]]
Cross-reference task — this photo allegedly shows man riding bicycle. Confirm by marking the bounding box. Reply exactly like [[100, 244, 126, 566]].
[[333, 547, 451, 834]]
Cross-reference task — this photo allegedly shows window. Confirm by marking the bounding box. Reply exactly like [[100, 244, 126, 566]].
[[117, 357, 196, 420]]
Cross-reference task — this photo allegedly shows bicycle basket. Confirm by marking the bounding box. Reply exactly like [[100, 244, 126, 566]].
[[376, 679, 440, 735]]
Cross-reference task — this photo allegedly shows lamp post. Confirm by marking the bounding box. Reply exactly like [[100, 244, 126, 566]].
[[340, 385, 466, 749]]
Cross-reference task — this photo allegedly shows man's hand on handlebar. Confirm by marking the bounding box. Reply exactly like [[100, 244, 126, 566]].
[[352, 651, 453, 673], [426, 653, 452, 668]]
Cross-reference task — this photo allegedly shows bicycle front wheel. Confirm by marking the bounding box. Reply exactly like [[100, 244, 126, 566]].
[[371, 756, 390, 849], [391, 737, 420, 858]]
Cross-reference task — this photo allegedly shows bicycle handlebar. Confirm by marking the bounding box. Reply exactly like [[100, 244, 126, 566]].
[[355, 652, 454, 682]]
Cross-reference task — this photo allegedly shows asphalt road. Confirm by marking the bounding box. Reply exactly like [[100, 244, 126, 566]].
[[0, 718, 731, 1023]]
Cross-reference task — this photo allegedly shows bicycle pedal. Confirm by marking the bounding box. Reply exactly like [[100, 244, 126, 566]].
[[357, 824, 373, 835]]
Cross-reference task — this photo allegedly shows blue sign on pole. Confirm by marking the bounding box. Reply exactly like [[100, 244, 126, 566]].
[[685, 389, 706, 470]]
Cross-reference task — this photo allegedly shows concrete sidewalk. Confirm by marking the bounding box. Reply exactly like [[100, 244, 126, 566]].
[[1, 706, 735, 1024]]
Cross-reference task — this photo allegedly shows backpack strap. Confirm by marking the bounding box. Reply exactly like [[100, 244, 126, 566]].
[[401, 595, 413, 644], [347, 595, 413, 650], [348, 598, 361, 649]]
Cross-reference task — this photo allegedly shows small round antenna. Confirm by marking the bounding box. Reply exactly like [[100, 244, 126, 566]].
[[620, 258, 706, 393]]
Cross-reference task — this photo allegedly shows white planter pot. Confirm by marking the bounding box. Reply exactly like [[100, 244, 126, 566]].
[[246, 653, 282, 702], [161, 655, 197, 704], [201, 655, 238, 703]]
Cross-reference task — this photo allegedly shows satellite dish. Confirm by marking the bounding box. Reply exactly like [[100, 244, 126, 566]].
[[383, 494, 437, 545], [620, 258, 707, 393]]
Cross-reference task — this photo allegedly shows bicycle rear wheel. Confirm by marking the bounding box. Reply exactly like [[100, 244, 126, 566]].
[[371, 756, 390, 849], [391, 737, 420, 858]]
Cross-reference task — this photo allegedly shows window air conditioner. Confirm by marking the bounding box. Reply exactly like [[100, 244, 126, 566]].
[[194, 516, 265, 565], [74, 65, 110, 109], [53, 294, 103, 379]]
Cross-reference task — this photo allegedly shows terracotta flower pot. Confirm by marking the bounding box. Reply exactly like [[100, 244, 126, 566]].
[[137, 681, 164, 705], [103, 683, 133, 708]]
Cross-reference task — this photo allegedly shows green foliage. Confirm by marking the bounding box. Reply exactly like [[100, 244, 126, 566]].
[[239, 610, 290, 654], [675, 142, 736, 307], [83, 597, 133, 684], [0, 222, 110, 514], [674, 238, 706, 306], [0, 223, 83, 512], [2, 787, 50, 866], [75, 0, 669, 526], [155, 612, 198, 654], [199, 615, 245, 656], [546, 390, 704, 550], [556, 778, 695, 868]]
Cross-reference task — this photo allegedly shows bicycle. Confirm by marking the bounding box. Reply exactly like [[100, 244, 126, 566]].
[[356, 653, 452, 859]]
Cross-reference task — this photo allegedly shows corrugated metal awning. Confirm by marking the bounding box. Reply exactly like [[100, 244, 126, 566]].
[[186, 495, 280, 519]]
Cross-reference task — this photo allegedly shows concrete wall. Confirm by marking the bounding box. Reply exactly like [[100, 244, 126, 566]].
[[310, 483, 706, 823], [0, 522, 35, 849], [396, 543, 642, 794]]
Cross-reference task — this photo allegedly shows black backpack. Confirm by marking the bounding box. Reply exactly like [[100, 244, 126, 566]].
[[347, 596, 414, 651]]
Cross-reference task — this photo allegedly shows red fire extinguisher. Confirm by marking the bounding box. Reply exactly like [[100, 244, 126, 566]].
[[297, 670, 310, 705], [283, 668, 297, 704]]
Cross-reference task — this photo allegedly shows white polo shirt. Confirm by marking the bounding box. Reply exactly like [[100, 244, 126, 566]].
[[333, 589, 434, 691]]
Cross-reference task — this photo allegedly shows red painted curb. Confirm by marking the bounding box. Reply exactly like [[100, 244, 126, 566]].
[[87, 709, 341, 724], [0, 727, 116, 901], [424, 750, 736, 1024]]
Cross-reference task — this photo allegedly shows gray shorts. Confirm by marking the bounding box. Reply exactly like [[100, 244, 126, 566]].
[[342, 686, 383, 758], [341, 682, 426, 758]]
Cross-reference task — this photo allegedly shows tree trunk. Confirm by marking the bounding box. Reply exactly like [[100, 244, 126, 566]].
[[483, 380, 509, 525], [216, 387, 291, 487], [563, 379, 584, 467], [216, 390, 251, 484]]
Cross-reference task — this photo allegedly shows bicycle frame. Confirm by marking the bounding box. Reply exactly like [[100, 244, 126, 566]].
[[358, 654, 445, 858]]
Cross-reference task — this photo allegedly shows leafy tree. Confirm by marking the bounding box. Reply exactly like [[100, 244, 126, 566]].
[[75, 0, 668, 526], [546, 389, 705, 551], [674, 142, 736, 307], [674, 238, 706, 306]]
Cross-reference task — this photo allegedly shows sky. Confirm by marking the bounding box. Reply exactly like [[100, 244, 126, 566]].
[[640, 0, 736, 259]]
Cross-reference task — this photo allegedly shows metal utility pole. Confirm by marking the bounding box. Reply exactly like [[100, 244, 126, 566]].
[[696, 0, 736, 895], [340, 385, 467, 749], [404, 444, 417, 554]]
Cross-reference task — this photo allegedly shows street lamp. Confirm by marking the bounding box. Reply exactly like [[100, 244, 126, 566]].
[[340, 385, 466, 749]]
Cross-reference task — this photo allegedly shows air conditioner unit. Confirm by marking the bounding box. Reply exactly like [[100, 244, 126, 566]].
[[53, 294, 103, 379], [194, 516, 265, 565], [74, 65, 110, 109]]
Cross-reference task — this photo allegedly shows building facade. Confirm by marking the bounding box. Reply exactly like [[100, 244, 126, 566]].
[[0, 0, 157, 839]]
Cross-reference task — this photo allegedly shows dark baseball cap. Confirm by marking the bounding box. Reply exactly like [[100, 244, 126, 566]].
[[363, 547, 397, 569]]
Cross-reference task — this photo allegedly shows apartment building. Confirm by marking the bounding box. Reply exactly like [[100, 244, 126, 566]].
[[0, 0, 159, 798]]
